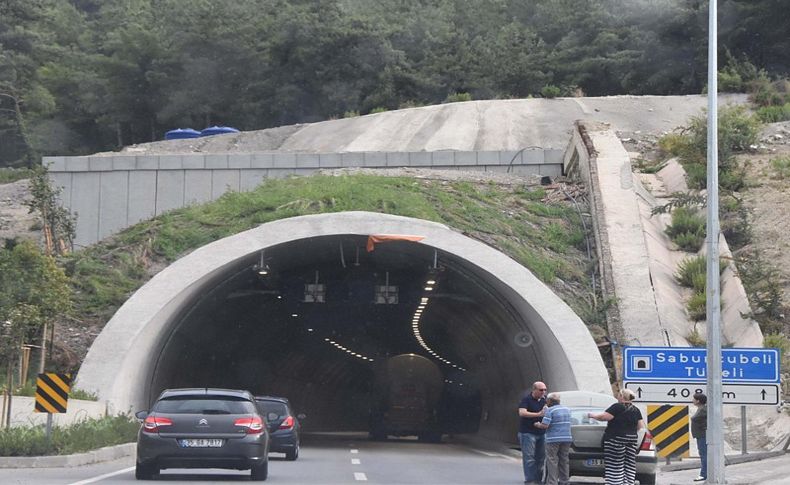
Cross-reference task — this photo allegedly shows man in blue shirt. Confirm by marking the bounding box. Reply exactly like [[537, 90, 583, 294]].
[[535, 392, 572, 485], [518, 381, 547, 484]]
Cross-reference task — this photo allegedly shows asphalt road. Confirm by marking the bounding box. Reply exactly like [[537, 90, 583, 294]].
[[2, 433, 788, 485]]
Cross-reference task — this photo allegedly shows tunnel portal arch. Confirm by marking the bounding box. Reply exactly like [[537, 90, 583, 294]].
[[76, 211, 610, 441]]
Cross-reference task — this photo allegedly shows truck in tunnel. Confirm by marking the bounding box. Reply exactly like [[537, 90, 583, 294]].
[[369, 353, 444, 442]]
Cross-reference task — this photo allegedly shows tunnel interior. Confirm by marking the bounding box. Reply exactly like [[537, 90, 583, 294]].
[[150, 235, 542, 439]]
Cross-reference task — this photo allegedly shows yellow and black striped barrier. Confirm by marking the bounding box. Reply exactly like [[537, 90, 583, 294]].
[[647, 404, 690, 458], [34, 373, 72, 413]]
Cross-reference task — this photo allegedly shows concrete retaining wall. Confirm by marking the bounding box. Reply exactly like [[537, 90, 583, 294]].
[[44, 149, 563, 247]]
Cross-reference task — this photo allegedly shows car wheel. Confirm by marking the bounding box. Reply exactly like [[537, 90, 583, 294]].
[[636, 473, 656, 485], [135, 461, 157, 480], [285, 443, 299, 461], [251, 457, 269, 481]]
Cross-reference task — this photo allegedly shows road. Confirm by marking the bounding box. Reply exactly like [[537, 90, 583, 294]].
[[2, 433, 788, 484]]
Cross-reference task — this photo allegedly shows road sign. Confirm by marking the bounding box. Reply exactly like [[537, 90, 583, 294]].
[[647, 405, 690, 458], [624, 381, 780, 405], [623, 347, 780, 383], [34, 373, 72, 413]]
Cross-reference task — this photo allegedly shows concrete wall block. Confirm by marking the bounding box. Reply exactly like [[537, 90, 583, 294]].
[[182, 155, 205, 169], [476, 151, 499, 165], [228, 154, 252, 169], [296, 153, 320, 168], [319, 153, 341, 168], [240, 169, 269, 191], [273, 153, 297, 168], [159, 155, 182, 170], [184, 171, 212, 205], [98, 172, 129, 240], [509, 165, 543, 177], [88, 157, 113, 172], [65, 156, 90, 172], [431, 151, 455, 166], [409, 152, 432, 166], [70, 172, 101, 247], [268, 168, 296, 179], [342, 152, 364, 167], [205, 154, 228, 169], [545, 149, 565, 165], [540, 164, 563, 177], [155, 170, 184, 214], [111, 156, 137, 171], [363, 152, 387, 167], [44, 157, 66, 171], [292, 168, 318, 178], [128, 171, 157, 226], [522, 149, 546, 165], [49, 172, 72, 207], [252, 153, 275, 168], [484, 165, 510, 173], [454, 152, 477, 166], [385, 152, 408, 167], [499, 151, 522, 166], [211, 170, 241, 199], [136, 156, 159, 170]]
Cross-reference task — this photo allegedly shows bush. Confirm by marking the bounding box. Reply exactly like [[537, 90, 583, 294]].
[[369, 106, 388, 114], [666, 207, 706, 252], [771, 157, 790, 179], [687, 291, 707, 321], [444, 92, 472, 103], [343, 110, 360, 118], [540, 85, 562, 99], [718, 70, 744, 93], [686, 328, 706, 347], [0, 414, 138, 456], [676, 256, 706, 289], [756, 103, 790, 123]]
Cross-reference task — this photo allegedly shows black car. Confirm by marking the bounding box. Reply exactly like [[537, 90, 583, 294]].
[[135, 388, 269, 481], [254, 396, 304, 461]]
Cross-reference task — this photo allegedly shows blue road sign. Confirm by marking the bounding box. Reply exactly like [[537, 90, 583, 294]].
[[623, 347, 780, 383]]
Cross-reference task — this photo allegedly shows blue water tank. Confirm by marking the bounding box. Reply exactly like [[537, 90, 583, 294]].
[[200, 126, 240, 137], [165, 128, 201, 140]]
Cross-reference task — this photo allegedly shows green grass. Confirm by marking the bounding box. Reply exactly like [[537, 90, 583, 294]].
[[0, 168, 32, 184], [771, 156, 790, 179], [666, 207, 706, 252], [63, 174, 596, 327], [0, 415, 138, 456]]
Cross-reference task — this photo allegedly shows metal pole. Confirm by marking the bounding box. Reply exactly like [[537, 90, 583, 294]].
[[741, 405, 747, 454], [45, 413, 53, 450], [706, 1, 724, 483]]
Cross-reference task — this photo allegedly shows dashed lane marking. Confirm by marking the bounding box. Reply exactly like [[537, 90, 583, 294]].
[[351, 458, 361, 465], [354, 472, 368, 481], [350, 449, 359, 453], [67, 466, 135, 485]]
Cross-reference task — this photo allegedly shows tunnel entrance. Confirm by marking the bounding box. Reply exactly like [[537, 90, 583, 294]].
[[77, 212, 610, 443], [152, 235, 531, 437]]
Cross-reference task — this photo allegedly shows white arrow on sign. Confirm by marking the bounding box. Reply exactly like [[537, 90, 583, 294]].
[[623, 381, 780, 405]]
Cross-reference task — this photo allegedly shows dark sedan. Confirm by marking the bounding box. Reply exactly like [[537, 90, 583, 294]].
[[254, 396, 304, 461], [135, 388, 269, 480]]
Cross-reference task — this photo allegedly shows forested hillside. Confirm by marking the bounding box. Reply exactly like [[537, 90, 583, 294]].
[[1, 0, 788, 165]]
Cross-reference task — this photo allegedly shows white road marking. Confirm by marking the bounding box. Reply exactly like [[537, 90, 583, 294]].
[[351, 458, 361, 465], [350, 448, 359, 453], [67, 466, 135, 485], [354, 472, 368, 481], [462, 446, 521, 462]]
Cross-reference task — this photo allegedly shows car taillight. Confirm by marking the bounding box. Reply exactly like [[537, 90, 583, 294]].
[[279, 415, 295, 430], [640, 430, 654, 451], [235, 416, 265, 434], [142, 416, 173, 433]]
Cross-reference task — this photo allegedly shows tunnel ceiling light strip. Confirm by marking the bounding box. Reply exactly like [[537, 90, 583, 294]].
[[323, 338, 374, 362], [411, 278, 466, 372]]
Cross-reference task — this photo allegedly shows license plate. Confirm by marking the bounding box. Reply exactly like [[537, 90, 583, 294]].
[[178, 438, 224, 448], [585, 458, 605, 467]]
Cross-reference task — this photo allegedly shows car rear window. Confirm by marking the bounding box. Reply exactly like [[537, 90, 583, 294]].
[[154, 396, 256, 414], [569, 407, 608, 426], [257, 401, 288, 417]]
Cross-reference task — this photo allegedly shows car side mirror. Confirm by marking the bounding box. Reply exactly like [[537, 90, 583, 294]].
[[135, 410, 148, 420], [297, 413, 306, 421]]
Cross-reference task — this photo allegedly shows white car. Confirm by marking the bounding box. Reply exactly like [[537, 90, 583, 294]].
[[557, 390, 658, 485]]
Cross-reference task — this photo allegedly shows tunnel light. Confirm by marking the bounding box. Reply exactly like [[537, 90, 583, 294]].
[[424, 286, 433, 291], [426, 280, 436, 285], [253, 250, 270, 276], [307, 328, 314, 332], [421, 297, 429, 303], [291, 313, 298, 318]]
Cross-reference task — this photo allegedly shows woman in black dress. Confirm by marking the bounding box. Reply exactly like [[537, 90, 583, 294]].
[[588, 389, 645, 485]]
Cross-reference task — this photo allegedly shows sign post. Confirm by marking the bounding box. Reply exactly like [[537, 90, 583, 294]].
[[33, 373, 72, 448]]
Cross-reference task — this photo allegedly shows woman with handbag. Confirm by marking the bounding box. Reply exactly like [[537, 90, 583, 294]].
[[588, 389, 645, 485]]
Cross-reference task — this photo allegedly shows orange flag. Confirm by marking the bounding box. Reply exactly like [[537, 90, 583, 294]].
[[366, 234, 425, 252]]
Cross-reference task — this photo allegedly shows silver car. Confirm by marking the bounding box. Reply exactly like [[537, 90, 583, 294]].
[[558, 391, 657, 485]]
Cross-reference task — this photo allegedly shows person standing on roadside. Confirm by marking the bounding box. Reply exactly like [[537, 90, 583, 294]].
[[588, 389, 644, 485], [691, 392, 708, 482], [534, 392, 572, 485], [518, 381, 548, 484]]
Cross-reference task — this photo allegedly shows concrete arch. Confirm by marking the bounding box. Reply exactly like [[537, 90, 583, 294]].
[[77, 211, 609, 440]]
